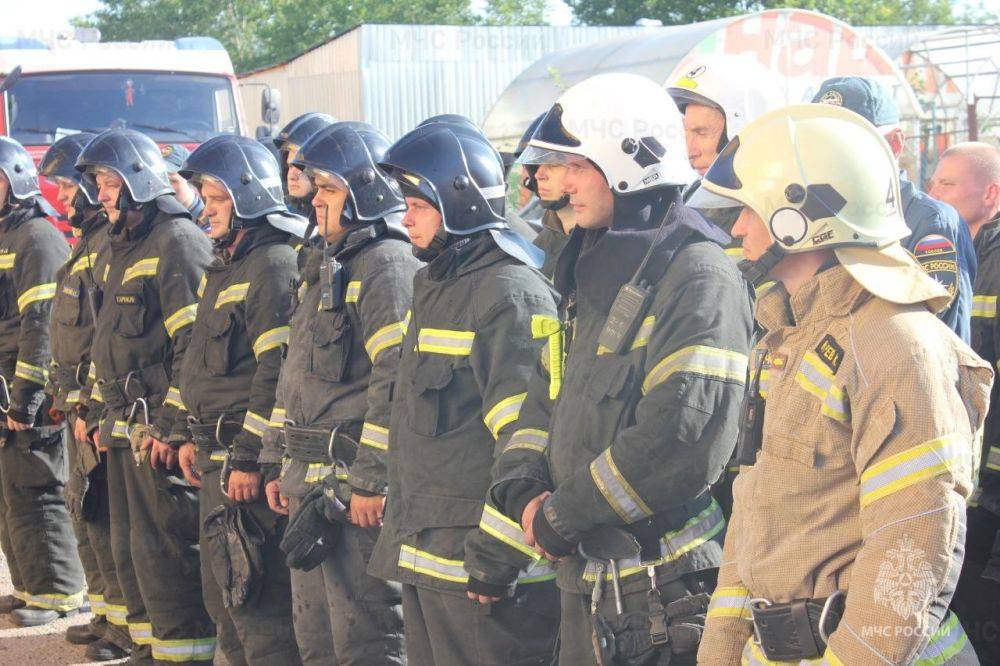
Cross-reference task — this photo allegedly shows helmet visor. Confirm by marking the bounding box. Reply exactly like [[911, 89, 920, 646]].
[[517, 145, 588, 167]]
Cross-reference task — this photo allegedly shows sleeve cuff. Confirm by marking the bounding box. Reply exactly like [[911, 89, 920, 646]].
[[230, 458, 261, 473], [502, 479, 551, 526], [533, 503, 576, 558]]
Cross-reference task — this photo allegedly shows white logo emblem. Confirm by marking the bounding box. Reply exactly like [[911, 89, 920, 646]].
[[819, 90, 844, 107], [686, 64, 707, 79], [873, 536, 936, 622]]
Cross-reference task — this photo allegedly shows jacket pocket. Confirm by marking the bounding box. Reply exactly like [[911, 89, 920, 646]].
[[406, 354, 463, 437], [204, 310, 237, 377], [113, 284, 148, 338], [54, 276, 84, 327], [0, 272, 15, 320], [400, 492, 485, 533], [310, 310, 351, 382], [587, 354, 635, 403]]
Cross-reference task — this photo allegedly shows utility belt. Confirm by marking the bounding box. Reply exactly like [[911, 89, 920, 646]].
[[50, 361, 88, 393], [188, 414, 243, 451], [749, 592, 845, 662], [97, 362, 170, 410], [283, 422, 360, 467]]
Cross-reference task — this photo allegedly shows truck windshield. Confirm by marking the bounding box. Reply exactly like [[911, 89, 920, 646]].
[[7, 71, 239, 145]]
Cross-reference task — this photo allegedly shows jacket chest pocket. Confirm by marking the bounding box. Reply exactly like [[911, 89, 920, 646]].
[[204, 309, 240, 376], [310, 310, 352, 382], [54, 276, 86, 327], [406, 354, 468, 438], [584, 354, 636, 432], [113, 284, 149, 338]]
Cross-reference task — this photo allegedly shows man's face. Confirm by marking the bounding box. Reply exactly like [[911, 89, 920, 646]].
[[54, 178, 80, 217], [285, 146, 312, 199], [730, 206, 773, 262], [95, 169, 124, 217], [683, 103, 727, 177], [199, 178, 235, 240], [561, 158, 614, 229], [929, 154, 996, 227], [535, 163, 568, 203], [401, 196, 443, 249], [0, 172, 10, 208], [311, 171, 350, 242]]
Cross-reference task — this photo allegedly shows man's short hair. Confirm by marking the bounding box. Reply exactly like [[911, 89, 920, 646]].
[[940, 142, 1000, 186]]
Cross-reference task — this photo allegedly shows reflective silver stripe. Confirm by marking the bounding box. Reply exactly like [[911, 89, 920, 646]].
[[164, 304, 198, 337], [365, 321, 405, 361], [164, 386, 185, 410], [151, 637, 216, 663], [130, 622, 154, 645], [243, 411, 270, 437], [105, 603, 128, 625], [706, 585, 751, 621], [518, 558, 556, 583], [18, 283, 57, 311], [859, 433, 965, 508], [304, 463, 332, 484], [214, 282, 249, 308], [253, 326, 290, 358], [796, 352, 848, 422], [21, 590, 85, 611], [916, 611, 968, 665], [398, 545, 469, 583], [122, 257, 159, 283], [479, 504, 537, 559], [506, 428, 548, 453], [268, 407, 286, 428], [642, 345, 747, 394], [111, 420, 130, 440], [65, 389, 82, 404], [416, 328, 475, 355], [582, 499, 725, 581], [345, 280, 362, 303], [988, 445, 1000, 472], [483, 393, 526, 439], [590, 448, 652, 523], [15, 360, 48, 385], [360, 422, 389, 450]]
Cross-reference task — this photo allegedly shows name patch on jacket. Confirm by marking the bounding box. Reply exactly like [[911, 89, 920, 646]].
[[116, 294, 142, 306], [913, 234, 958, 297], [815, 335, 843, 374]]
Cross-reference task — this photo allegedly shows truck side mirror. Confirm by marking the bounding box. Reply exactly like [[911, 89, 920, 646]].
[[261, 87, 281, 126]]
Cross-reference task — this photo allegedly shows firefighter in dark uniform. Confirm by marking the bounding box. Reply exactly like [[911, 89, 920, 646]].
[[260, 121, 416, 664], [41, 132, 130, 660], [75, 129, 215, 664], [468, 73, 754, 666], [175, 135, 304, 665], [274, 112, 336, 221], [161, 144, 206, 232], [368, 116, 561, 665], [0, 136, 83, 627], [930, 141, 1000, 663]]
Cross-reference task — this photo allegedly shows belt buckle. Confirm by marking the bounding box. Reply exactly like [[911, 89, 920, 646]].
[[75, 361, 88, 387], [818, 590, 844, 645]]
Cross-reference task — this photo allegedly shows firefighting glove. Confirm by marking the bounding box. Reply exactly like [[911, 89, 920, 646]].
[[203, 504, 266, 608], [595, 593, 708, 666], [280, 483, 348, 571]]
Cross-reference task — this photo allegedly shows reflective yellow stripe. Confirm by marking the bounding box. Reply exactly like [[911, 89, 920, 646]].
[[402, 309, 411, 335], [164, 386, 185, 410], [104, 602, 128, 625], [130, 622, 154, 645], [598, 315, 655, 354], [18, 282, 57, 311], [590, 448, 652, 522], [706, 585, 752, 621], [164, 303, 198, 337], [65, 389, 83, 404], [860, 433, 966, 509], [365, 321, 406, 362], [297, 280, 308, 302], [89, 595, 106, 615], [360, 422, 389, 450], [14, 360, 48, 385], [209, 450, 227, 462], [21, 589, 85, 611], [973, 294, 997, 319], [122, 257, 159, 284], [304, 463, 332, 484], [70, 252, 98, 275], [795, 351, 849, 422], [91, 382, 104, 403], [345, 280, 362, 303], [398, 545, 469, 583], [214, 282, 250, 308], [197, 274, 207, 299], [151, 637, 216, 663], [483, 393, 526, 439], [416, 328, 475, 356], [915, 611, 969, 665], [268, 407, 286, 429], [0, 252, 15, 269], [111, 420, 130, 440], [531, 314, 563, 399], [479, 504, 538, 559], [987, 445, 1000, 472], [102, 264, 110, 283], [506, 428, 548, 453], [582, 499, 725, 581], [642, 344, 747, 394], [87, 362, 97, 381], [243, 411, 269, 437], [253, 326, 289, 358]]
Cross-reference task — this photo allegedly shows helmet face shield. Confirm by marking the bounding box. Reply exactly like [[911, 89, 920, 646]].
[[532, 104, 582, 149], [517, 146, 588, 167]]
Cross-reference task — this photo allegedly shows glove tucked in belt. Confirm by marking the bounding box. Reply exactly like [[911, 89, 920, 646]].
[[280, 478, 350, 571], [203, 504, 267, 608]]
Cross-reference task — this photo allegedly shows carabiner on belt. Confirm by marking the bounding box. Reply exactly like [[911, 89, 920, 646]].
[[0, 375, 11, 415]]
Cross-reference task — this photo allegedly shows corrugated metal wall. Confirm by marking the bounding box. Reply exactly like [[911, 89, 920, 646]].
[[239, 24, 646, 139]]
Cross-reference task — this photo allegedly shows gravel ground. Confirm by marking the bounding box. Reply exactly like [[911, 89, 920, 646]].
[[0, 549, 124, 665]]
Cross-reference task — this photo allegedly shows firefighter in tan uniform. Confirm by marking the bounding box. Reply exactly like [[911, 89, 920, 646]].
[[690, 104, 990, 665]]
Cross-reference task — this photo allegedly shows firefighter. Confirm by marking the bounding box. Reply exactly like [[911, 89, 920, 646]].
[[0, 135, 83, 628], [930, 142, 1000, 662], [812, 76, 975, 342], [466, 73, 753, 666], [260, 120, 417, 664], [692, 104, 987, 664], [41, 133, 130, 660], [274, 112, 336, 221], [173, 134, 304, 665], [367, 115, 561, 665], [75, 128, 215, 664]]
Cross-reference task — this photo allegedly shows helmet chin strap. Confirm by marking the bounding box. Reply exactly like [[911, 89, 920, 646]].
[[539, 193, 570, 211], [411, 226, 449, 262], [738, 242, 786, 287], [213, 212, 244, 252]]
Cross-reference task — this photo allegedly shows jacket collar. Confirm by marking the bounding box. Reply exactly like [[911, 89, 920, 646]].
[[975, 213, 1000, 258], [426, 233, 507, 282], [554, 190, 730, 313], [755, 265, 871, 332], [0, 204, 38, 233]]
